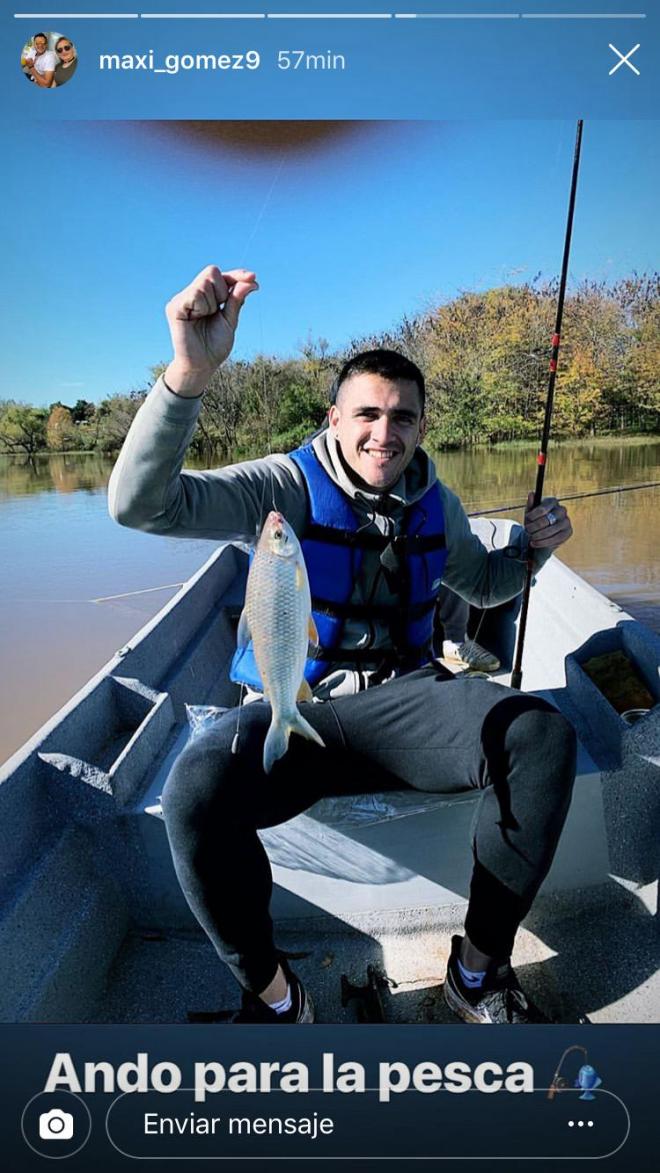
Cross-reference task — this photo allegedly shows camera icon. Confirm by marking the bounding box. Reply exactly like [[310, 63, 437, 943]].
[[39, 1109, 74, 1141]]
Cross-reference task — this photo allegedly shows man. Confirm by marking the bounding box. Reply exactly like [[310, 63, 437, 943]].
[[25, 33, 56, 88], [109, 265, 576, 1025], [52, 37, 78, 87]]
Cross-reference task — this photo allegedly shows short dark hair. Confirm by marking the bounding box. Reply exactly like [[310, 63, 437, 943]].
[[331, 349, 425, 413], [34, 32, 48, 42]]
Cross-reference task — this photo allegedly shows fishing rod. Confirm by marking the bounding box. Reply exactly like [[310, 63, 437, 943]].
[[511, 119, 584, 691], [467, 479, 660, 519]]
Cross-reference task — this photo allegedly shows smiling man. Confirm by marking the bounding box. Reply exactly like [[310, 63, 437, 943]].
[[25, 32, 56, 88], [328, 363, 425, 490], [110, 264, 576, 1027]]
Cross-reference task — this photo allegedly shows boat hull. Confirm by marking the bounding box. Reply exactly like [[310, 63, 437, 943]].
[[1, 522, 658, 1023]]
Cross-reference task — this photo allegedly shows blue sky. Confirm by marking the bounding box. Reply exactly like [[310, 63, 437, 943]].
[[4, 119, 659, 407]]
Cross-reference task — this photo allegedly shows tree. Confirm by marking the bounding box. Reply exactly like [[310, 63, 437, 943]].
[[94, 390, 147, 453], [196, 362, 248, 457], [0, 402, 48, 456], [622, 301, 660, 430], [70, 399, 96, 425], [46, 404, 78, 451], [2, 271, 656, 457]]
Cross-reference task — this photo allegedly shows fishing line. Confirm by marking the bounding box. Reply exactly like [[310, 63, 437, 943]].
[[261, 318, 276, 503], [92, 582, 185, 603], [253, 357, 277, 530], [253, 298, 278, 513], [466, 479, 660, 518], [228, 148, 286, 752], [4, 582, 186, 605], [238, 153, 285, 266], [257, 452, 270, 536], [358, 497, 384, 656], [453, 518, 498, 660], [237, 151, 286, 520], [456, 479, 659, 665], [237, 446, 270, 752]]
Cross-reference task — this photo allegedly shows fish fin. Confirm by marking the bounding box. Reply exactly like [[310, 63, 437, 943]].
[[593, 1077, 602, 1089], [289, 709, 325, 750], [308, 615, 319, 647], [295, 564, 304, 590], [235, 608, 250, 650], [296, 678, 313, 702]]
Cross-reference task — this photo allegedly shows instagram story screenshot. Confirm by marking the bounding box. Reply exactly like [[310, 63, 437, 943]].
[[0, 3, 658, 1170]]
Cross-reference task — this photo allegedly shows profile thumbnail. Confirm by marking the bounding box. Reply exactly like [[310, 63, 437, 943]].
[[21, 31, 77, 89]]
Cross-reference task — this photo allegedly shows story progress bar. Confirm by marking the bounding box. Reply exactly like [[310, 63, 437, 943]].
[[12, 12, 650, 22]]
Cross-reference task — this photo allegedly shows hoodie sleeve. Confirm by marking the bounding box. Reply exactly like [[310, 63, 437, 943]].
[[108, 377, 308, 540], [439, 482, 552, 608]]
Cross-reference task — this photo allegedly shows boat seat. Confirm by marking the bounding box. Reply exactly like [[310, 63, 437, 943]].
[[129, 700, 608, 931]]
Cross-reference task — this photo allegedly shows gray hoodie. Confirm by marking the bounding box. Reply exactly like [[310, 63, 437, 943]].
[[109, 378, 549, 695]]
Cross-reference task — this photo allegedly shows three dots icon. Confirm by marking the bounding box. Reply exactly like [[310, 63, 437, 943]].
[[568, 1121, 595, 1128]]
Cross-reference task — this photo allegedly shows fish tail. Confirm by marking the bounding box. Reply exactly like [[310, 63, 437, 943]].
[[289, 709, 325, 751], [263, 719, 290, 775], [262, 710, 325, 774]]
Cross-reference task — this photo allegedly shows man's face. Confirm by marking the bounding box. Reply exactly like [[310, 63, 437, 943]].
[[34, 36, 47, 54], [328, 373, 425, 491]]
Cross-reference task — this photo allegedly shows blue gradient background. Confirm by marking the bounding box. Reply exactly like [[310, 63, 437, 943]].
[[2, 6, 658, 1173], [4, 2, 658, 120], [2, 1025, 657, 1169]]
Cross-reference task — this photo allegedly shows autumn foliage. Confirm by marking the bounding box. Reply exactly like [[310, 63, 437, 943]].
[[1, 274, 658, 457]]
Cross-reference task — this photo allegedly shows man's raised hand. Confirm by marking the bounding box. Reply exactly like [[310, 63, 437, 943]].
[[165, 265, 259, 397]]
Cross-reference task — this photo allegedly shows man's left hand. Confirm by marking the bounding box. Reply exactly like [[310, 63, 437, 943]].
[[524, 493, 573, 550]]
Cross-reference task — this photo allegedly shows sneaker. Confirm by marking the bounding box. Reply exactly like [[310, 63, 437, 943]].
[[442, 639, 501, 674], [232, 963, 315, 1024], [443, 936, 551, 1024]]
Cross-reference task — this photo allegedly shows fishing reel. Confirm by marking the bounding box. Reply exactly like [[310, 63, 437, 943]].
[[547, 1045, 588, 1100]]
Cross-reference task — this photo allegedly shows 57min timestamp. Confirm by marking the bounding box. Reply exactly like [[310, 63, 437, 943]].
[[277, 49, 346, 71]]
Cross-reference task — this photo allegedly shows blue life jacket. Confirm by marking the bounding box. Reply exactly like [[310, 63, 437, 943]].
[[230, 442, 448, 690]]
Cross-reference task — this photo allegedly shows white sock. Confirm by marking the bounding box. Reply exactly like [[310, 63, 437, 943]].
[[267, 983, 292, 1015]]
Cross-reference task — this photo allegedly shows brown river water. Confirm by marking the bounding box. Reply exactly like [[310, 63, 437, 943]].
[[0, 439, 658, 768]]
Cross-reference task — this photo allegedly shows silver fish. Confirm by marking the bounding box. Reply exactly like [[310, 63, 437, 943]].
[[237, 511, 325, 773]]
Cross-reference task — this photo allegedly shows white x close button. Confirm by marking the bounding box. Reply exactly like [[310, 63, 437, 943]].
[[608, 44, 641, 76]]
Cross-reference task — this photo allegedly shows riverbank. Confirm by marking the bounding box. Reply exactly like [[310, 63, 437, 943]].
[[4, 430, 657, 462], [476, 432, 659, 451]]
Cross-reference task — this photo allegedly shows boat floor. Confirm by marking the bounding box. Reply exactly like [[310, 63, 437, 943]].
[[87, 881, 659, 1026]]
